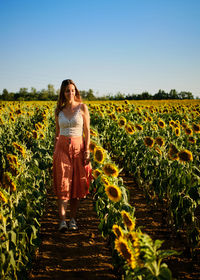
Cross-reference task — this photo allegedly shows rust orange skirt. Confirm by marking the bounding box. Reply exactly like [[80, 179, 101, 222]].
[[53, 135, 92, 200]]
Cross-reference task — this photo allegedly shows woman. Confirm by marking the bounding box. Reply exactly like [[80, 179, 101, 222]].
[[53, 79, 92, 232]]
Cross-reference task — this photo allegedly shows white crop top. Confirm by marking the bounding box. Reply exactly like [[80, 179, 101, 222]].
[[58, 105, 83, 137]]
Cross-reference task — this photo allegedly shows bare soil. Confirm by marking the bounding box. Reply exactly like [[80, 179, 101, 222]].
[[28, 188, 119, 280]]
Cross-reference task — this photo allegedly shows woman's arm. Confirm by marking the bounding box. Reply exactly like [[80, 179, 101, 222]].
[[82, 103, 90, 164], [54, 110, 60, 148]]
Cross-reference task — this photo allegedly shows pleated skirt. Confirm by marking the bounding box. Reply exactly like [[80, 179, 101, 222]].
[[53, 135, 92, 200]]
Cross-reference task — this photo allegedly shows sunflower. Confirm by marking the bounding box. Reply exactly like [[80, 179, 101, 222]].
[[105, 184, 122, 202], [126, 231, 139, 245], [174, 123, 180, 128], [155, 136, 165, 147], [110, 113, 118, 121], [93, 169, 102, 179], [7, 154, 18, 165], [126, 232, 140, 258], [32, 130, 38, 139], [175, 127, 181, 137], [118, 116, 126, 128], [134, 246, 140, 258], [90, 128, 98, 137], [151, 124, 158, 131], [13, 142, 26, 157], [192, 123, 200, 133], [144, 136, 154, 148], [0, 191, 8, 204], [169, 120, 175, 127], [35, 122, 43, 130], [188, 136, 196, 144], [168, 144, 179, 160], [135, 124, 143, 131], [115, 237, 138, 269], [26, 131, 31, 138], [170, 143, 178, 152], [181, 122, 188, 129], [103, 163, 119, 177], [129, 256, 138, 270], [178, 149, 193, 163], [40, 132, 45, 139], [116, 106, 123, 113], [185, 127, 193, 136], [6, 154, 20, 175], [115, 236, 133, 262], [89, 141, 97, 153], [94, 146, 106, 164], [2, 172, 12, 185], [42, 111, 48, 120], [106, 109, 113, 115], [100, 175, 110, 186], [121, 210, 136, 231], [15, 109, 22, 115], [124, 100, 130, 104], [147, 116, 153, 122], [2, 172, 16, 191], [9, 163, 20, 176], [112, 224, 124, 238], [125, 124, 135, 135], [158, 119, 166, 128]]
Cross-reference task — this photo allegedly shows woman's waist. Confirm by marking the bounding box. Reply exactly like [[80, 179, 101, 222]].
[[57, 134, 84, 145]]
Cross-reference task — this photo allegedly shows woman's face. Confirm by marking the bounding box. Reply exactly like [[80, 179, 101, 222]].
[[64, 84, 76, 102]]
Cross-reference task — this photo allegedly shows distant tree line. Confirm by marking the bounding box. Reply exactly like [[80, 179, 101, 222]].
[[0, 85, 59, 101], [105, 89, 196, 100], [0, 85, 198, 101]]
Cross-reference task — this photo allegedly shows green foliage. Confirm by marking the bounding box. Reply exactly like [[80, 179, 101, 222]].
[[0, 103, 54, 279]]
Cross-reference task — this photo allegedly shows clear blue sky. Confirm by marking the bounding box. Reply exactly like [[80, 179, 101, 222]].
[[1, 0, 200, 97]]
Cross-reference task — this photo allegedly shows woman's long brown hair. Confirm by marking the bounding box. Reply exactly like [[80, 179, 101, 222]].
[[55, 79, 82, 115]]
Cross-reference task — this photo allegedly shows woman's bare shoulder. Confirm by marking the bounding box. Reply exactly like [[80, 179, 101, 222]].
[[80, 103, 88, 112]]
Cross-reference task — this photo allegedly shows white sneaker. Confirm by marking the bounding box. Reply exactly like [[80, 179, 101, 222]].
[[69, 218, 78, 230], [58, 221, 68, 232]]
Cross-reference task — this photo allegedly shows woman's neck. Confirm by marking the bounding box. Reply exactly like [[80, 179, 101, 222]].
[[65, 100, 77, 109]]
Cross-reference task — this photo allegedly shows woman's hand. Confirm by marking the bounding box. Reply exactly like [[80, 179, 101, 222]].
[[84, 150, 90, 165]]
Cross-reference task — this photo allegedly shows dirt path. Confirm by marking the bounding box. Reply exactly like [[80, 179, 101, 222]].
[[28, 187, 118, 280], [123, 175, 200, 280]]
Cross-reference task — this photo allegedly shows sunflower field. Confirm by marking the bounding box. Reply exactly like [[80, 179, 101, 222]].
[[89, 126, 177, 279], [89, 100, 200, 251], [0, 99, 200, 279], [0, 101, 54, 279]]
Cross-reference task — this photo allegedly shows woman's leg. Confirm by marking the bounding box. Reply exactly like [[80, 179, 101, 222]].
[[69, 198, 79, 219], [58, 199, 68, 221]]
